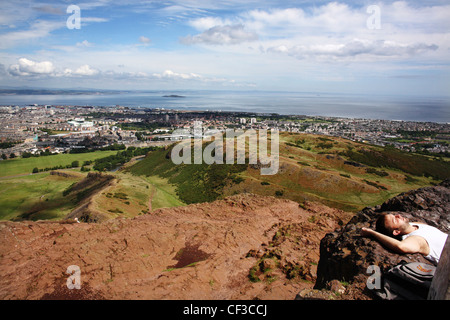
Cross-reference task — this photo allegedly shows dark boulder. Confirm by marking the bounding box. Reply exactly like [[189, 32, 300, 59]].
[[314, 180, 450, 295]]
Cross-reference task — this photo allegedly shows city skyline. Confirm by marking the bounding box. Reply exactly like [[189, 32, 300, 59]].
[[0, 0, 449, 97]]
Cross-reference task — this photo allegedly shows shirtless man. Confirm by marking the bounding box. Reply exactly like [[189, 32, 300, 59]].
[[360, 212, 448, 265]]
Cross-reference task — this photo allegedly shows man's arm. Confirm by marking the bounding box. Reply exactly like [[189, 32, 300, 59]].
[[360, 227, 424, 254]]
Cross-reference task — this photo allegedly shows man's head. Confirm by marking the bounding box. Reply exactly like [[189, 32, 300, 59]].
[[376, 212, 410, 237]]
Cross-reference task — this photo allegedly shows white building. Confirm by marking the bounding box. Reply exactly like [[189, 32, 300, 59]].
[[68, 118, 94, 130]]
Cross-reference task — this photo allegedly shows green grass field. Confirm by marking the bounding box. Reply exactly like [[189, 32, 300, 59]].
[[0, 150, 117, 220], [143, 175, 185, 210], [95, 172, 185, 218], [0, 149, 186, 221], [0, 171, 85, 220], [0, 151, 117, 178]]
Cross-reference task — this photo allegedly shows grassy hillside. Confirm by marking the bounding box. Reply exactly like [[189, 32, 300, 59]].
[[0, 171, 86, 220], [0, 167, 186, 221], [127, 143, 247, 204], [89, 172, 185, 219], [0, 143, 188, 221], [343, 146, 450, 180], [127, 133, 445, 212]]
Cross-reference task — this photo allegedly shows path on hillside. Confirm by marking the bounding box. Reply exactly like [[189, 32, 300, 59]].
[[148, 185, 155, 213], [0, 172, 45, 180]]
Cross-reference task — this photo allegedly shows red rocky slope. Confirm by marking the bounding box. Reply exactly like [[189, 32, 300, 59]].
[[0, 193, 353, 300]]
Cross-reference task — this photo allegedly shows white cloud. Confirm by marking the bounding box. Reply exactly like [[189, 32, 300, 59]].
[[139, 36, 151, 44], [8, 58, 55, 76], [179, 1, 447, 62], [243, 2, 450, 36], [245, 7, 307, 30], [104, 70, 148, 79], [5, 56, 243, 85], [0, 20, 63, 49], [7, 58, 101, 78], [77, 40, 93, 47], [150, 69, 250, 86], [153, 70, 202, 80], [181, 24, 258, 45], [266, 39, 439, 61], [75, 64, 99, 76], [188, 16, 232, 31], [66, 64, 100, 76], [81, 17, 109, 24], [77, 0, 114, 11], [50, 40, 94, 52]]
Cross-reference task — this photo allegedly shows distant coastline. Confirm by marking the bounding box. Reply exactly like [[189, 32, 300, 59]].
[[0, 89, 125, 96], [0, 89, 185, 98], [0, 88, 448, 123]]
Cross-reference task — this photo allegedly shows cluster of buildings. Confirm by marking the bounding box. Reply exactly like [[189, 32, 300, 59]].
[[0, 105, 151, 158], [232, 115, 449, 155], [0, 104, 448, 159], [287, 118, 449, 154]]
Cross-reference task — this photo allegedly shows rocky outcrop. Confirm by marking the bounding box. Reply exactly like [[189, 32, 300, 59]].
[[64, 172, 116, 223], [313, 180, 450, 299], [50, 170, 79, 178]]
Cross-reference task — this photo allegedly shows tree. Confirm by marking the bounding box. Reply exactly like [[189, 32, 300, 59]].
[[71, 160, 79, 168], [32, 167, 39, 173]]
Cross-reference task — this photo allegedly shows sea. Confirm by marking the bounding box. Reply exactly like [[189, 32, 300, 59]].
[[1, 90, 449, 123]]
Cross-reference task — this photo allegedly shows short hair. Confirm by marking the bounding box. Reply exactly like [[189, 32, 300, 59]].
[[375, 212, 390, 235], [375, 212, 403, 240]]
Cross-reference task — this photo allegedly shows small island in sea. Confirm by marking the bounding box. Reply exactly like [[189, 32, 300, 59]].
[[162, 94, 186, 98]]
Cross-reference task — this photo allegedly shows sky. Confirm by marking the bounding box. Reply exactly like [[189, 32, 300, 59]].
[[0, 0, 449, 97]]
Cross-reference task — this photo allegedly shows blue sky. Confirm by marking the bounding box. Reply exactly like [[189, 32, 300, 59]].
[[0, 0, 449, 97]]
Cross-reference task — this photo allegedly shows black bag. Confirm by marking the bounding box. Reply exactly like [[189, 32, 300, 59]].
[[374, 262, 436, 300]]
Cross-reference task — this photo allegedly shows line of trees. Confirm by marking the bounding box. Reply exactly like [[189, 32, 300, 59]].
[[92, 146, 161, 172], [32, 160, 80, 174], [69, 143, 127, 154]]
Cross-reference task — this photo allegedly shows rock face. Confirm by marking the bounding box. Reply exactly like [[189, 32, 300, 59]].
[[314, 180, 450, 299], [0, 193, 352, 300]]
